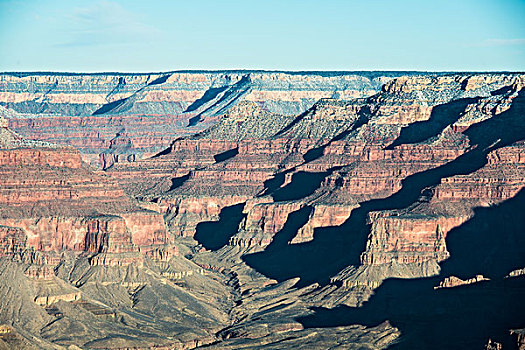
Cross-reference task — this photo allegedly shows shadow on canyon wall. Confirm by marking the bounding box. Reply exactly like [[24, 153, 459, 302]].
[[214, 147, 239, 163], [187, 75, 251, 126], [184, 86, 229, 113], [262, 107, 372, 200], [243, 90, 525, 286], [194, 203, 246, 251], [298, 188, 525, 349], [303, 106, 371, 163], [386, 98, 478, 149], [271, 171, 331, 202], [242, 91, 525, 347], [169, 172, 191, 191]]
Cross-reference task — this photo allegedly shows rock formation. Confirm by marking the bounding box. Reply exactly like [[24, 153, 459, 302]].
[[0, 71, 403, 168], [0, 124, 171, 264], [1, 72, 525, 349]]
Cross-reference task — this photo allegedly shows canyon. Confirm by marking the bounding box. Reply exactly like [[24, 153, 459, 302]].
[[0, 71, 524, 349], [0, 71, 401, 169]]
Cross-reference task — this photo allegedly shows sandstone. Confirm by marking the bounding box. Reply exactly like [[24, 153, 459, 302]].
[[1, 72, 525, 349], [1, 71, 400, 168], [434, 274, 489, 289], [0, 125, 172, 269], [361, 213, 467, 266], [160, 195, 249, 237], [291, 204, 354, 244], [235, 201, 304, 247]]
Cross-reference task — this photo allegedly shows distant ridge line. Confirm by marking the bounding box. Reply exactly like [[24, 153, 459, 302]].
[[1, 70, 523, 78]]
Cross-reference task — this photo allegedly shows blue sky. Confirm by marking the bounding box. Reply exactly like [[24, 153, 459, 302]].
[[1, 0, 524, 72]]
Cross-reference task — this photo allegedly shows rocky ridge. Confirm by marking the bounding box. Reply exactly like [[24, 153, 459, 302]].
[[1, 72, 525, 349], [108, 72, 525, 348], [0, 71, 404, 168]]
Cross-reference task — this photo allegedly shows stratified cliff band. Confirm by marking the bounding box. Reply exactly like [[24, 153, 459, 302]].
[[0, 71, 524, 350]]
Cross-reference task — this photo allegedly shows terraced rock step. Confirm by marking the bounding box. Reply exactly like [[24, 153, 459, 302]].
[[1, 72, 525, 349], [0, 71, 402, 168]]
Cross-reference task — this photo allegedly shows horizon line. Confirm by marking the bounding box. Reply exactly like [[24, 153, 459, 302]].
[[2, 69, 525, 76]]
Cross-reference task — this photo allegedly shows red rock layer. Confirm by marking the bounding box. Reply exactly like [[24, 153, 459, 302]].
[[0, 127, 172, 266], [291, 205, 355, 244], [159, 195, 249, 237], [434, 145, 525, 202], [108, 74, 525, 273], [361, 214, 465, 265], [233, 201, 305, 247], [1, 72, 393, 168], [360, 142, 525, 267]]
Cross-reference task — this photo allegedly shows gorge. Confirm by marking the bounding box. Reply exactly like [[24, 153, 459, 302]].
[[0, 71, 524, 349]]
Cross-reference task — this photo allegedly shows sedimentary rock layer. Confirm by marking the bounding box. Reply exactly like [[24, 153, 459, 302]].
[[0, 124, 171, 266], [0, 71, 402, 168], [2, 72, 525, 349]]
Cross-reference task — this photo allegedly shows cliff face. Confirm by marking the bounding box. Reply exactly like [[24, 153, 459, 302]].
[[112, 73, 525, 259], [106, 72, 525, 348], [0, 124, 171, 266], [0, 71, 401, 168], [2, 72, 525, 349], [0, 122, 238, 349]]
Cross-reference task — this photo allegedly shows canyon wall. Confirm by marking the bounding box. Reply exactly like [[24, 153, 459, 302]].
[[0, 124, 172, 266], [1, 72, 525, 349], [0, 71, 402, 168], [112, 74, 525, 267]]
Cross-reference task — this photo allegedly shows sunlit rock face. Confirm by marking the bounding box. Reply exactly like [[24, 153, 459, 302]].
[[0, 124, 172, 267], [1, 72, 525, 349], [0, 71, 401, 169], [112, 73, 525, 262]]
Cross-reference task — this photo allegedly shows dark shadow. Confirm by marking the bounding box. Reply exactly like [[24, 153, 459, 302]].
[[94, 75, 169, 116], [242, 206, 314, 279], [184, 86, 229, 113], [262, 106, 370, 197], [242, 200, 369, 286], [147, 75, 170, 86], [152, 146, 172, 158], [194, 203, 246, 251], [273, 109, 310, 138], [260, 170, 292, 196], [187, 115, 202, 127], [169, 173, 191, 191], [106, 77, 125, 97], [256, 105, 371, 200], [491, 86, 514, 96], [214, 148, 239, 163], [440, 190, 525, 280], [213, 75, 251, 115], [303, 107, 370, 163], [150, 138, 185, 159], [302, 146, 325, 164], [92, 98, 126, 115], [386, 98, 478, 149], [271, 171, 331, 202], [188, 75, 251, 124], [298, 188, 525, 349], [243, 90, 525, 288], [301, 277, 525, 350]]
